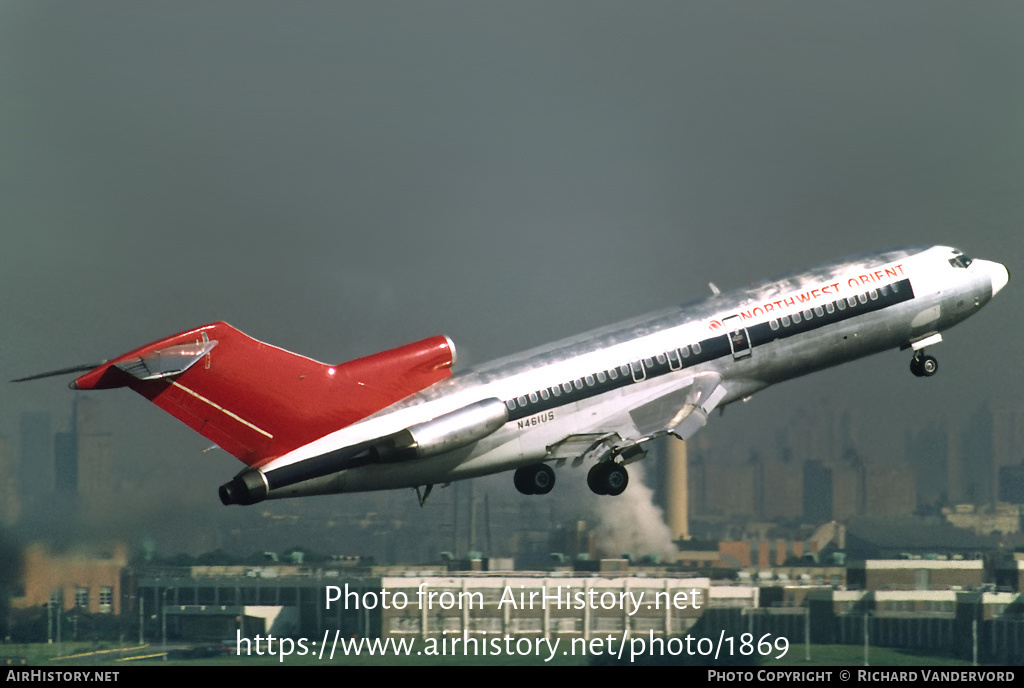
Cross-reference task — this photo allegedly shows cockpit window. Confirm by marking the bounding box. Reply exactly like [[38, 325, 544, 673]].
[[949, 255, 973, 269]]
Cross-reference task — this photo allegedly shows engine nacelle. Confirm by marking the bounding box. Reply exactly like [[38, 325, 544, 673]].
[[372, 397, 510, 462], [219, 397, 509, 505]]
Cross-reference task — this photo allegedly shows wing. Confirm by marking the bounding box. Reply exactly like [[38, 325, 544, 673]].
[[544, 372, 727, 465], [628, 371, 726, 440]]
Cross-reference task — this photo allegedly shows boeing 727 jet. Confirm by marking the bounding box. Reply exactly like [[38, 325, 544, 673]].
[[15, 245, 1009, 506]]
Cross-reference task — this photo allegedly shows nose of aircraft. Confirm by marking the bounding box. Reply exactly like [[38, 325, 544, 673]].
[[989, 261, 1010, 297]]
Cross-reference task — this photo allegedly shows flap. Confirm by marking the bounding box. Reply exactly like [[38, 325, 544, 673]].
[[628, 372, 726, 440]]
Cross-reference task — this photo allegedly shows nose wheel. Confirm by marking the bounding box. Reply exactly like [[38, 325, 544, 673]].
[[910, 351, 938, 377]]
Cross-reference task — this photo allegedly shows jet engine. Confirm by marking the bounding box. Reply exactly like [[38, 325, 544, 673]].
[[219, 397, 509, 505]]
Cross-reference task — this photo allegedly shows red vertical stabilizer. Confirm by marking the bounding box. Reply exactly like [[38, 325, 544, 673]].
[[72, 323, 455, 466]]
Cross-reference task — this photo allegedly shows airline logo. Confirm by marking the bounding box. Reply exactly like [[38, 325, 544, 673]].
[[732, 263, 906, 323]]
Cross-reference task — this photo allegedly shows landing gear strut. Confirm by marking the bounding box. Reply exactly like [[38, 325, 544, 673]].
[[910, 351, 938, 377], [514, 464, 555, 495], [587, 461, 629, 496]]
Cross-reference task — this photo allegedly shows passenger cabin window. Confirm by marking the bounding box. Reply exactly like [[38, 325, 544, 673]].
[[597, 371, 607, 383], [792, 312, 802, 324], [782, 315, 791, 326], [692, 342, 702, 354], [770, 319, 780, 331], [825, 303, 835, 314], [529, 392, 538, 403], [814, 306, 824, 317], [540, 389, 550, 400], [857, 294, 867, 304]]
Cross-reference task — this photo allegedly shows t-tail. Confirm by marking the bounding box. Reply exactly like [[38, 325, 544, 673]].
[[47, 322, 455, 467]]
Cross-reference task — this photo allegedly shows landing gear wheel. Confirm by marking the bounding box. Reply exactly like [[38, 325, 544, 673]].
[[920, 355, 938, 376], [587, 462, 629, 496], [514, 464, 555, 495], [910, 352, 938, 377], [604, 463, 629, 496], [587, 463, 608, 495]]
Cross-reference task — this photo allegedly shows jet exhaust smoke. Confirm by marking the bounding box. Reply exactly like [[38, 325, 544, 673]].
[[589, 464, 678, 560]]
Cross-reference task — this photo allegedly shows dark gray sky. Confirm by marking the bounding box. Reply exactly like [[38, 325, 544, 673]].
[[2, 2, 1022, 537]]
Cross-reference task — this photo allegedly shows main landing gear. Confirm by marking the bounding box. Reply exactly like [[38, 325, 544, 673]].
[[910, 350, 938, 377], [512, 460, 631, 496], [587, 461, 629, 496], [514, 463, 555, 495]]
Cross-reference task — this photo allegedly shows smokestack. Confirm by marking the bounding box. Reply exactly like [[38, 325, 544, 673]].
[[665, 438, 689, 541]]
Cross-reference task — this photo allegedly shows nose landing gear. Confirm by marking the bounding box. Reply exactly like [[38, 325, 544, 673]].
[[910, 351, 938, 377]]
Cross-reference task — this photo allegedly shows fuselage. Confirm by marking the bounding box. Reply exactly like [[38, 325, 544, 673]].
[[259, 245, 1008, 501]]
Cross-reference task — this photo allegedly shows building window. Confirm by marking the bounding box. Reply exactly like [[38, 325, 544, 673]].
[[99, 586, 114, 613], [75, 586, 89, 608]]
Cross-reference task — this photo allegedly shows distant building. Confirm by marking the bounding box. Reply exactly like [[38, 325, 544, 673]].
[[12, 542, 128, 614], [18, 412, 52, 522], [847, 559, 984, 591]]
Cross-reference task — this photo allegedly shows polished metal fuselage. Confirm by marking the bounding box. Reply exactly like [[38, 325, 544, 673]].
[[262, 245, 1002, 499]]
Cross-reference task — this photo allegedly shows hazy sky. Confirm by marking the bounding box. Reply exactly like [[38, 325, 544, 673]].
[[2, 2, 1022, 542]]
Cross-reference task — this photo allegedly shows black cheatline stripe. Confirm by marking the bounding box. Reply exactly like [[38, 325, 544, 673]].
[[504, 278, 915, 422], [747, 278, 914, 346]]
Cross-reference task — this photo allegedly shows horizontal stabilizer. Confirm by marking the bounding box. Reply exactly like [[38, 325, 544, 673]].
[[11, 362, 106, 383]]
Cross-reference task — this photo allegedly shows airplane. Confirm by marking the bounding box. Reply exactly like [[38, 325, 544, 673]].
[[14, 245, 1009, 507]]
